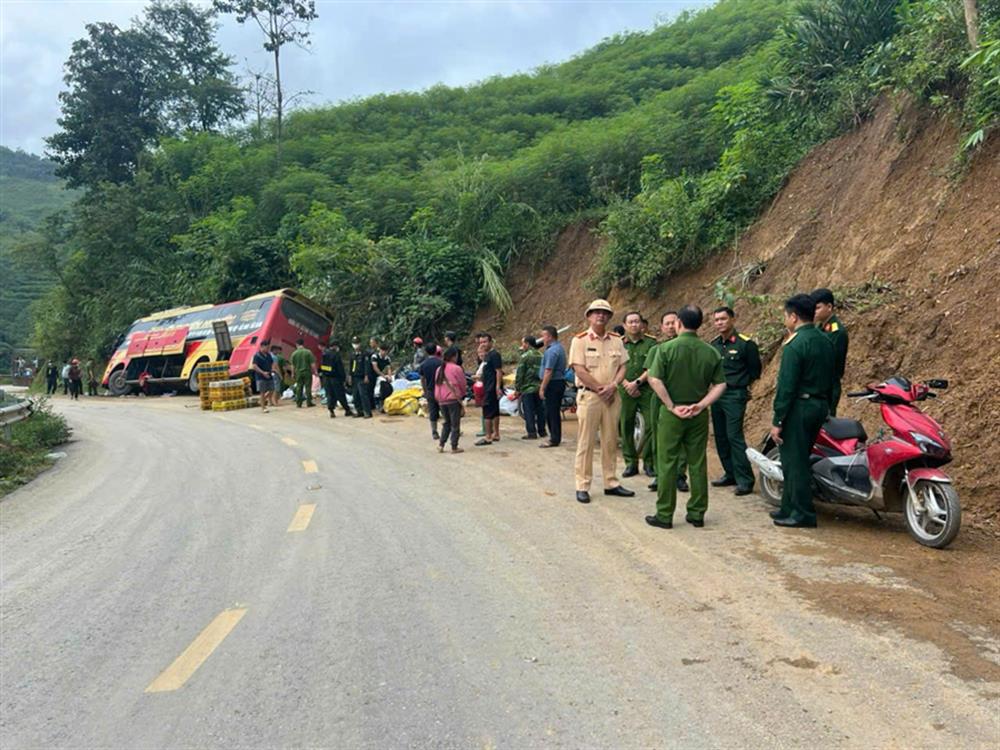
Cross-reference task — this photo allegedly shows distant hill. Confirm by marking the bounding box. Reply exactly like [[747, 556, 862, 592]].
[[0, 147, 78, 365]]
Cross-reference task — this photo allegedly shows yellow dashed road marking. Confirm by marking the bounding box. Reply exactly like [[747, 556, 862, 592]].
[[145, 608, 247, 693], [287, 504, 317, 532], [302, 459, 318, 473]]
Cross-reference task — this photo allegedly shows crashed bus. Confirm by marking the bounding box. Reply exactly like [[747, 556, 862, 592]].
[[101, 289, 333, 396]]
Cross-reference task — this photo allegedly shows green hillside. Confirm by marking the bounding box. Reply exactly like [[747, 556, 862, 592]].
[[0, 148, 78, 367], [27, 0, 1000, 360]]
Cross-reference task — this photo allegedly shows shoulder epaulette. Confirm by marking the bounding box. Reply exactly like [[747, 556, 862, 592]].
[[829, 322, 840, 332], [783, 332, 798, 346], [610, 331, 623, 338], [738, 333, 751, 341], [644, 334, 657, 340], [574, 330, 588, 338]]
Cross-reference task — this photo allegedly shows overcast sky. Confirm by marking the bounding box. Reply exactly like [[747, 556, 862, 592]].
[[1, 0, 711, 155]]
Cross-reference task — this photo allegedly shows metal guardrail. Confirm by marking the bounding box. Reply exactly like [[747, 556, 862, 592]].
[[0, 390, 32, 440]]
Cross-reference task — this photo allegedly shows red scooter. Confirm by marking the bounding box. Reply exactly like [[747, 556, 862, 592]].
[[748, 376, 960, 548]]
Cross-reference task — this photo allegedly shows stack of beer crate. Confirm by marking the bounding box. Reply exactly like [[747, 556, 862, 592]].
[[197, 361, 230, 410], [209, 377, 251, 411]]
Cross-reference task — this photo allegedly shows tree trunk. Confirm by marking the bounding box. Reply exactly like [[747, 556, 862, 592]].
[[963, 0, 979, 48], [273, 46, 283, 162]]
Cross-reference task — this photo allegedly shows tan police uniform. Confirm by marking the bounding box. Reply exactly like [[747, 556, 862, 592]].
[[569, 301, 629, 492]]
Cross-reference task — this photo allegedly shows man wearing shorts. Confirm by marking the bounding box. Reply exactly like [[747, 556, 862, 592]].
[[253, 340, 275, 412], [475, 332, 503, 446]]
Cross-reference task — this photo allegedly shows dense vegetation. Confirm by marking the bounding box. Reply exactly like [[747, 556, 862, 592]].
[[10, 0, 999, 364]]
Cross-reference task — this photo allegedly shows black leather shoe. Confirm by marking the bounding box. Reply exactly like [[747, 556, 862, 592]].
[[685, 514, 705, 528], [734, 486, 754, 496], [645, 515, 673, 529], [644, 465, 656, 477], [432, 432, 440, 440], [521, 434, 538, 440], [648, 480, 658, 491], [576, 491, 591, 504], [622, 464, 639, 478], [773, 516, 817, 528], [676, 476, 689, 492], [329, 411, 336, 419], [769, 510, 788, 520], [604, 486, 635, 497], [711, 475, 736, 487]]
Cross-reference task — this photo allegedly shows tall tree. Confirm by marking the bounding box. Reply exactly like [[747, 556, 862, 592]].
[[139, 0, 247, 132], [962, 0, 979, 48], [45, 22, 163, 188], [213, 0, 318, 158]]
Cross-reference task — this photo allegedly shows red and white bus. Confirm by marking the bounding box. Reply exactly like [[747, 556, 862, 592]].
[[101, 289, 333, 396]]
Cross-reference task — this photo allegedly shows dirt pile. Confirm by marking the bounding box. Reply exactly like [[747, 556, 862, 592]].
[[470, 97, 1000, 532]]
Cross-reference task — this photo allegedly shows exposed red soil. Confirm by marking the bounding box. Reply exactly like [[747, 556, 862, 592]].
[[471, 97, 1000, 533]]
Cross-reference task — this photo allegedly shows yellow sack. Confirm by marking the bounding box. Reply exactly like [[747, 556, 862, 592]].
[[383, 386, 423, 415]]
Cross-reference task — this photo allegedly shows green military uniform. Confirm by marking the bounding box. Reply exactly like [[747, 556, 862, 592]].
[[514, 348, 542, 394], [290, 345, 316, 407], [820, 315, 849, 416], [647, 332, 725, 522], [773, 324, 835, 525], [643, 341, 686, 485], [618, 334, 657, 471], [710, 330, 762, 490]]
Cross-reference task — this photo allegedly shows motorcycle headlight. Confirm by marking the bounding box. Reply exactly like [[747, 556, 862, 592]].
[[910, 431, 948, 457]]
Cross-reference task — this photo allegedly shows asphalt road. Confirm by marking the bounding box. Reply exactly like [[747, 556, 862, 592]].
[[1, 397, 997, 749]]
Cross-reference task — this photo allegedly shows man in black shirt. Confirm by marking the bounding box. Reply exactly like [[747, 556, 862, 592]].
[[418, 342, 443, 440], [321, 341, 352, 418], [475, 332, 504, 446], [349, 337, 373, 418], [444, 331, 463, 368]]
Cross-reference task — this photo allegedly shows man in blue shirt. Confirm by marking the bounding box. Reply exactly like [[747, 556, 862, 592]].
[[538, 325, 568, 448]]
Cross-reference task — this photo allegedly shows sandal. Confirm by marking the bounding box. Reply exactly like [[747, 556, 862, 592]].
[[474, 438, 492, 446], [451, 447, 464, 454]]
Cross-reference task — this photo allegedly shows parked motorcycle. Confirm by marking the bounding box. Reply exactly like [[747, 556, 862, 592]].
[[747, 376, 960, 548]]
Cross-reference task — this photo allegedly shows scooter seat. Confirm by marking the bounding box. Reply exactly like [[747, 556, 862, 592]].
[[823, 417, 867, 442]]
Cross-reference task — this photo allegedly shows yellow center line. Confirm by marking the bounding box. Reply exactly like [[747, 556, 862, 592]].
[[287, 503, 317, 532], [302, 459, 318, 473], [145, 608, 247, 693], [280, 436, 298, 447]]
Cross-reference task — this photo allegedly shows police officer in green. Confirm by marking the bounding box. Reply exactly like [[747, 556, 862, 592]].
[[770, 294, 835, 528], [645, 305, 727, 529], [290, 338, 317, 408], [645, 311, 690, 492], [619, 311, 657, 477], [811, 288, 848, 416], [709, 306, 762, 495]]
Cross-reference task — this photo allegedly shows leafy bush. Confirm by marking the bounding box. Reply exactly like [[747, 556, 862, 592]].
[[0, 399, 71, 494]]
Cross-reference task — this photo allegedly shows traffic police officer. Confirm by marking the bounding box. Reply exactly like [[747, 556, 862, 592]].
[[770, 294, 835, 528], [619, 311, 657, 477], [568, 299, 635, 504], [645, 305, 727, 529], [709, 306, 762, 495], [811, 288, 848, 416], [321, 340, 353, 418]]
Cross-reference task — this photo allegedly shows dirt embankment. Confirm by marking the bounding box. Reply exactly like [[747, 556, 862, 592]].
[[471, 98, 1000, 532]]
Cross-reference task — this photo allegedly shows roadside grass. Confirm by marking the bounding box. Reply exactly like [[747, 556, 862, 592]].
[[0, 399, 71, 496]]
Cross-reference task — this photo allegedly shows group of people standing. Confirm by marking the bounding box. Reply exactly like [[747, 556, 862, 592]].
[[563, 288, 847, 531], [43, 359, 97, 399]]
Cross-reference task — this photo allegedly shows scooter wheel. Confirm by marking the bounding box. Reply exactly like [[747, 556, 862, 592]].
[[904, 480, 961, 549], [758, 447, 782, 507]]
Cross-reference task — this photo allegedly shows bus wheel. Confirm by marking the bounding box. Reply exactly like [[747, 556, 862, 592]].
[[188, 360, 208, 394], [108, 368, 131, 397]]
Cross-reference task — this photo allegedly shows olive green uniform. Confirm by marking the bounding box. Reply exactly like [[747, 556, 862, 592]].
[[618, 334, 657, 470], [290, 346, 316, 407], [710, 331, 761, 490], [647, 332, 725, 522], [643, 340, 686, 483], [772, 324, 835, 524], [820, 315, 849, 416]]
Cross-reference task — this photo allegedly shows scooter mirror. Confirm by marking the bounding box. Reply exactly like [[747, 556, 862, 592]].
[[926, 379, 949, 389]]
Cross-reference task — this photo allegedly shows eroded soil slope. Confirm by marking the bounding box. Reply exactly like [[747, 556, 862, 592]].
[[471, 98, 1000, 532]]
